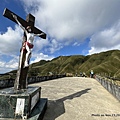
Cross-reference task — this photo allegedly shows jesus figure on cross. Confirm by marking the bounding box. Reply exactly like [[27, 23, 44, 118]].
[[12, 14, 45, 67]]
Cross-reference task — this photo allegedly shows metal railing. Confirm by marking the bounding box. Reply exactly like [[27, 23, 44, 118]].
[[95, 75, 120, 101], [0, 75, 66, 89]]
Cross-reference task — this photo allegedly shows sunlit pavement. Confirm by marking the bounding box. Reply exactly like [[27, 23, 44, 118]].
[[31, 77, 120, 120]]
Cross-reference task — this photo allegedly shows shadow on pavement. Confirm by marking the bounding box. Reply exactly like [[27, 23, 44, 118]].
[[43, 88, 91, 120]]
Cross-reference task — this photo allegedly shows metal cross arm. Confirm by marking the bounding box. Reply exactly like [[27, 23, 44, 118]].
[[3, 8, 46, 39]]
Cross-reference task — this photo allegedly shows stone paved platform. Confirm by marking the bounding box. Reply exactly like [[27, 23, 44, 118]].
[[30, 77, 120, 120]]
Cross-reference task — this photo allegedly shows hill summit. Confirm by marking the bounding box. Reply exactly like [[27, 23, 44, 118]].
[[27, 50, 120, 78]]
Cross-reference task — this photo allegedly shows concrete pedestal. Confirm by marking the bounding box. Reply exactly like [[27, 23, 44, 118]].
[[0, 86, 47, 119]]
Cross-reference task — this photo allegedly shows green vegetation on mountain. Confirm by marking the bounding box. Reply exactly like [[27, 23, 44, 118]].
[[1, 49, 120, 79], [28, 49, 120, 78]]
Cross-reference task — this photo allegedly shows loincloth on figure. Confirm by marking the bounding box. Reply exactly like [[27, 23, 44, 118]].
[[22, 41, 34, 52]]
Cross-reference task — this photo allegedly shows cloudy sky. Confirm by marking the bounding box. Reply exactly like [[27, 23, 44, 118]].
[[0, 0, 120, 73]]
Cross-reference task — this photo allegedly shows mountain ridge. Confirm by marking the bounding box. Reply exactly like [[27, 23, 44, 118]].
[[27, 49, 120, 78], [2, 49, 119, 79]]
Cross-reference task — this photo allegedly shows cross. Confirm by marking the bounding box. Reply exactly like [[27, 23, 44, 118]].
[[3, 8, 46, 91]]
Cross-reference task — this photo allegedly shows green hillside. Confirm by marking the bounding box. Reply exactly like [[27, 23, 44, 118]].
[[28, 49, 120, 77], [1, 49, 120, 79]]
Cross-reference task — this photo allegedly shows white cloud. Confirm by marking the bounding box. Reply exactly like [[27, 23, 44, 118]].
[[48, 39, 63, 54], [0, 52, 54, 73], [21, 0, 120, 39], [0, 25, 22, 55], [73, 42, 80, 46], [20, 0, 120, 54], [0, 25, 22, 73], [31, 52, 54, 63], [1, 0, 120, 73], [33, 37, 49, 52], [88, 20, 120, 54], [0, 56, 19, 73], [1, 0, 120, 56], [0, 21, 53, 73]]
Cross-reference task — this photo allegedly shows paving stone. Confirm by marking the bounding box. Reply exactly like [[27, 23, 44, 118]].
[[31, 77, 120, 120]]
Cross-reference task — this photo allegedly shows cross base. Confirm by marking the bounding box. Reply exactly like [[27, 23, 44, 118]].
[[0, 86, 47, 119]]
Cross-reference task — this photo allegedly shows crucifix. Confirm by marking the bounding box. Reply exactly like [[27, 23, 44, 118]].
[[3, 8, 46, 91]]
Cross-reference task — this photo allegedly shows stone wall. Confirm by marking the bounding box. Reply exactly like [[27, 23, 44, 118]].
[[0, 75, 66, 89], [95, 75, 120, 101]]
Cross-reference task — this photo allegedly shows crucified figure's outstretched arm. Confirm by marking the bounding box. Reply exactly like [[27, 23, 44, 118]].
[[34, 32, 45, 37], [12, 13, 46, 67], [12, 14, 45, 37], [12, 14, 28, 35]]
